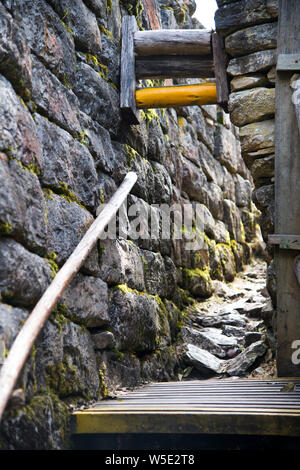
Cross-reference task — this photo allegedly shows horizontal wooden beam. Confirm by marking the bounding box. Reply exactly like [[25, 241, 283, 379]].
[[136, 83, 217, 109], [269, 234, 300, 250], [135, 55, 215, 79], [134, 29, 212, 56]]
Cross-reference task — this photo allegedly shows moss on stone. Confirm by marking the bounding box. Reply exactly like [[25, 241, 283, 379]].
[[0, 221, 12, 236], [99, 24, 113, 40], [46, 359, 80, 397], [125, 144, 138, 168], [50, 303, 70, 334], [44, 252, 59, 280], [98, 367, 110, 398]]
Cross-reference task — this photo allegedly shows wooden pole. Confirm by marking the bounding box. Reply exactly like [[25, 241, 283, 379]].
[[275, 0, 300, 377], [136, 83, 217, 109], [0, 172, 137, 422], [134, 29, 212, 56], [135, 55, 215, 80], [120, 16, 139, 125]]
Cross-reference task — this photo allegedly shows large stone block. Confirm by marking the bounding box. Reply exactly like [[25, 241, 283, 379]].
[[48, 0, 102, 55], [2, 158, 48, 254], [79, 113, 116, 175], [58, 273, 109, 327], [99, 238, 145, 291], [97, 350, 141, 392], [251, 154, 274, 187], [223, 199, 243, 242], [225, 22, 277, 57], [215, 0, 278, 35], [230, 74, 268, 92], [239, 119, 275, 153], [12, 0, 76, 84], [177, 116, 199, 166], [181, 156, 208, 203], [147, 115, 166, 164], [214, 124, 242, 174], [73, 62, 120, 135], [0, 4, 32, 95], [36, 319, 100, 398], [0, 303, 28, 367], [199, 142, 224, 188], [235, 174, 252, 208], [142, 250, 167, 298], [108, 286, 170, 352], [0, 75, 42, 167], [44, 192, 100, 275], [229, 88, 275, 127], [36, 114, 98, 211], [227, 50, 277, 76], [0, 239, 51, 307], [31, 57, 81, 134], [151, 161, 173, 205]]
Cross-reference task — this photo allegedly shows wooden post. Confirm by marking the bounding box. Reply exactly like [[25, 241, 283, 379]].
[[134, 29, 212, 56], [136, 83, 217, 109], [135, 55, 214, 79], [120, 16, 139, 125], [0, 172, 137, 422], [275, 0, 300, 377], [212, 32, 229, 112]]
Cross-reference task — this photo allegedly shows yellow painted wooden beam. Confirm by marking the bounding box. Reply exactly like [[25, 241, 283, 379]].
[[136, 83, 217, 109]]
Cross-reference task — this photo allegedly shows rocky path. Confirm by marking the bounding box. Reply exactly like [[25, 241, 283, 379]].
[[179, 259, 276, 380]]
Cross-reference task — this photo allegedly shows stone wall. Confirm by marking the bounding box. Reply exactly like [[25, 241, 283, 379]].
[[215, 0, 277, 301], [0, 0, 260, 449]]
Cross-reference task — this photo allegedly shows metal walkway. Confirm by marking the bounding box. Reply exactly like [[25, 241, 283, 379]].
[[72, 378, 300, 446]]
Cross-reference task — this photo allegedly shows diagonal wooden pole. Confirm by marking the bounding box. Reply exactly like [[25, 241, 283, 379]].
[[0, 172, 137, 422]]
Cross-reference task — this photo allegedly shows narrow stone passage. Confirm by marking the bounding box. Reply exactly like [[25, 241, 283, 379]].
[[177, 259, 276, 381]]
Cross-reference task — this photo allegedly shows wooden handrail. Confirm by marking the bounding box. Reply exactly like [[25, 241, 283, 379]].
[[0, 172, 137, 421]]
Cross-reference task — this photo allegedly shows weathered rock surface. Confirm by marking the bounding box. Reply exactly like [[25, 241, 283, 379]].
[[0, 303, 28, 365], [44, 192, 100, 275], [230, 74, 268, 92], [226, 340, 267, 376], [12, 0, 76, 84], [48, 0, 102, 55], [229, 88, 275, 127], [0, 239, 51, 306], [225, 22, 277, 56], [108, 286, 170, 352], [215, 0, 278, 35], [0, 156, 47, 254], [92, 331, 115, 350], [0, 75, 42, 166], [36, 114, 98, 210], [228, 50, 277, 76], [99, 238, 145, 291], [0, 4, 32, 95], [59, 273, 109, 327], [239, 120, 275, 153], [31, 56, 81, 134], [183, 344, 226, 375]]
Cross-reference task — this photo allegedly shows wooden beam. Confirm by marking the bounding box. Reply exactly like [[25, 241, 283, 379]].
[[135, 55, 215, 79], [212, 32, 229, 112], [136, 83, 217, 109], [275, 0, 300, 377], [269, 234, 300, 250], [120, 16, 139, 125], [134, 29, 212, 57]]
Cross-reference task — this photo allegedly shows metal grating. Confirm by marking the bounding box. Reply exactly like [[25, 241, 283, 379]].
[[72, 379, 300, 437]]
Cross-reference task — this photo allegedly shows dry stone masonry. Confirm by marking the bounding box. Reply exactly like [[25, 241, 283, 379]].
[[0, 0, 271, 449]]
